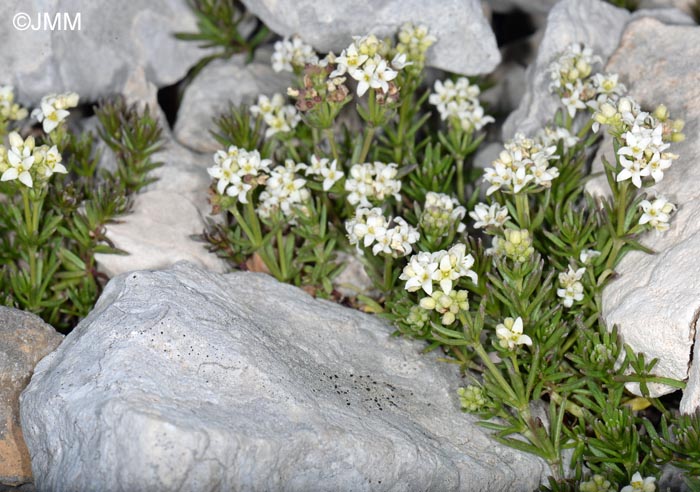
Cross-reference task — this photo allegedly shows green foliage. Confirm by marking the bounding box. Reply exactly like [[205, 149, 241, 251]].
[[0, 96, 164, 331], [176, 0, 270, 76], [199, 25, 697, 489]]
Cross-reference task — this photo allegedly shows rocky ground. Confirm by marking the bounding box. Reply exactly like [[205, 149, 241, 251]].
[[1, 0, 699, 490]]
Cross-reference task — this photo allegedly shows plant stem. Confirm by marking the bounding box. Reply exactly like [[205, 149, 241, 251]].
[[473, 342, 519, 404], [383, 255, 394, 293], [21, 189, 38, 305], [515, 193, 530, 229], [358, 126, 376, 163], [324, 128, 339, 161], [456, 157, 465, 204], [616, 180, 629, 237]]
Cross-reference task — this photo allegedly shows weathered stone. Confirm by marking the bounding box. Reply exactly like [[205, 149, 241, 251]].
[[93, 77, 228, 277], [21, 262, 548, 491], [486, 0, 559, 15], [174, 52, 291, 153], [2, 0, 211, 104], [586, 18, 700, 402], [240, 0, 500, 75], [0, 308, 62, 486], [502, 0, 630, 139]]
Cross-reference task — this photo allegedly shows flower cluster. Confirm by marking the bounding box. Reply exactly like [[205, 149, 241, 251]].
[[344, 161, 401, 207], [420, 192, 466, 237], [457, 385, 487, 413], [250, 93, 301, 138], [393, 23, 435, 71], [258, 159, 310, 219], [345, 207, 419, 257], [489, 229, 534, 262], [300, 155, 344, 191], [547, 43, 602, 117], [207, 145, 271, 201], [495, 316, 532, 351], [0, 132, 65, 188], [579, 474, 615, 492], [428, 78, 494, 133], [400, 244, 478, 295], [615, 113, 678, 189], [330, 35, 403, 98], [557, 265, 585, 308], [0, 86, 28, 124], [535, 125, 579, 150], [31, 92, 79, 133], [639, 196, 676, 233], [271, 35, 319, 73], [469, 202, 509, 229], [483, 133, 559, 195]]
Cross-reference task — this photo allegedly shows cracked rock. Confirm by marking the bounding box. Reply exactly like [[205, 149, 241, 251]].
[[21, 262, 548, 491]]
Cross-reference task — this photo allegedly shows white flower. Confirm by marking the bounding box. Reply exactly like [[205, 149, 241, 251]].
[[320, 159, 343, 191], [561, 82, 587, 118], [258, 160, 310, 218], [536, 126, 579, 149], [429, 77, 493, 132], [557, 265, 585, 308], [40, 145, 67, 178], [579, 249, 601, 265], [271, 35, 318, 73], [390, 52, 411, 70], [330, 43, 368, 78], [620, 472, 656, 492], [251, 93, 300, 138], [483, 136, 559, 195], [496, 317, 532, 351], [1, 132, 35, 187], [469, 202, 510, 229], [345, 162, 401, 207], [225, 174, 252, 203], [400, 252, 438, 295], [31, 92, 79, 133], [346, 208, 417, 258], [639, 196, 676, 233]]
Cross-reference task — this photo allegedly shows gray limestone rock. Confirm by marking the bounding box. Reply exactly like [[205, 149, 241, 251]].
[[240, 0, 500, 75], [21, 262, 548, 491]]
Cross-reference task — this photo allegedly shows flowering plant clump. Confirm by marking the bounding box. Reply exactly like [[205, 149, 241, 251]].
[[0, 92, 163, 331], [201, 25, 700, 489]]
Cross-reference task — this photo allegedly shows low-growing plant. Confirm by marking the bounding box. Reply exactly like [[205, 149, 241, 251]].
[[200, 25, 698, 490], [0, 92, 164, 331], [176, 0, 270, 77]]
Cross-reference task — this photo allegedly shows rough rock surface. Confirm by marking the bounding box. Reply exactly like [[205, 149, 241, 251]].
[[21, 262, 548, 491], [94, 76, 227, 277], [2, 0, 211, 104], [240, 0, 500, 75], [0, 308, 62, 486], [501, 0, 694, 139], [502, 0, 630, 139], [586, 19, 700, 403], [174, 52, 291, 153]]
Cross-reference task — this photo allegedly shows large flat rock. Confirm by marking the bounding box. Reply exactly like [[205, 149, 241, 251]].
[[21, 262, 548, 491], [240, 0, 500, 75]]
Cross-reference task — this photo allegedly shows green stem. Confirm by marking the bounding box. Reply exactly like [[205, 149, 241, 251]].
[[312, 128, 320, 155], [473, 342, 520, 404], [515, 193, 530, 229], [456, 157, 465, 204], [277, 228, 288, 281], [21, 189, 38, 305], [324, 128, 339, 161], [616, 180, 629, 237], [358, 127, 376, 163], [382, 255, 394, 293], [605, 238, 624, 272]]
